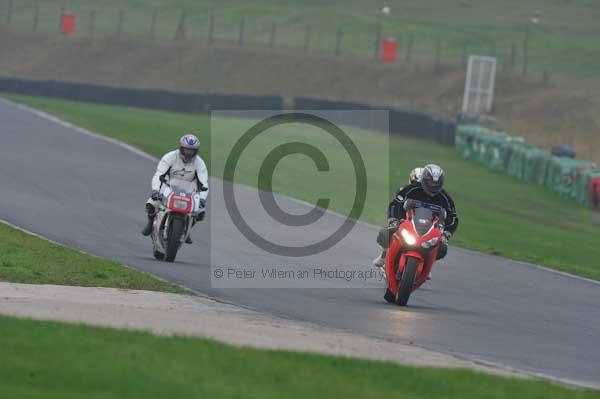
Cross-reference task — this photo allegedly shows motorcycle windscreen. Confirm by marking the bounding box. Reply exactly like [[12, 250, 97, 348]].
[[169, 179, 196, 195], [413, 208, 434, 236]]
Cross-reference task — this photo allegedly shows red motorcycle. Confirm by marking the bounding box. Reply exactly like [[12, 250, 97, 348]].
[[151, 183, 205, 263], [384, 199, 447, 306]]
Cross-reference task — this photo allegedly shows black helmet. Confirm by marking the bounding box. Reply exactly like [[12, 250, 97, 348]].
[[421, 164, 444, 196]]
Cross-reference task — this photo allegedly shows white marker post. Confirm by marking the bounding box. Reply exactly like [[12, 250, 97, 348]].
[[462, 55, 497, 115]]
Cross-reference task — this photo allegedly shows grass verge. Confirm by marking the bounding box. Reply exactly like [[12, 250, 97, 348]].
[[0, 220, 186, 293], [4, 94, 600, 281], [1, 315, 598, 399]]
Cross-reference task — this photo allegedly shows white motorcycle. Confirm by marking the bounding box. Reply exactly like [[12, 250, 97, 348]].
[[151, 182, 205, 262]]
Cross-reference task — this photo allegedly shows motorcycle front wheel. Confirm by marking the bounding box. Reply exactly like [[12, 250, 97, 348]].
[[165, 217, 185, 262], [395, 257, 419, 306]]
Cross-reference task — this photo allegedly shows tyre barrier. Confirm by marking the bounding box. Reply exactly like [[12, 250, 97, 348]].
[[0, 77, 284, 113]]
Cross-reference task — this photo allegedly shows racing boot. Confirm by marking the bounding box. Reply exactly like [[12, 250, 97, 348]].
[[141, 204, 156, 236], [372, 247, 387, 269], [141, 217, 153, 236], [185, 212, 204, 244]]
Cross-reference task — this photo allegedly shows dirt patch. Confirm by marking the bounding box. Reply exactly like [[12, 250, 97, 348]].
[[1, 27, 599, 163]]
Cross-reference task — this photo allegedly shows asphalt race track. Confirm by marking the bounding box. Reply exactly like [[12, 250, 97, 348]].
[[1, 98, 599, 387]]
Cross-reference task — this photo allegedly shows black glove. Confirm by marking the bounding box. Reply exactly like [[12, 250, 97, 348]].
[[198, 199, 206, 208], [388, 218, 404, 228], [151, 190, 161, 201]]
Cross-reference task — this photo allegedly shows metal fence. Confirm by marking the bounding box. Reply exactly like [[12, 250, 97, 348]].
[[0, 0, 562, 79]]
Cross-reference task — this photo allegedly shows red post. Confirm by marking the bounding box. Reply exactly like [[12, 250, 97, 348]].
[[381, 38, 397, 63], [590, 177, 600, 208], [61, 14, 76, 36]]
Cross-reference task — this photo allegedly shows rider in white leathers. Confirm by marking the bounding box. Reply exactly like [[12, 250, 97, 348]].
[[141, 134, 209, 244]]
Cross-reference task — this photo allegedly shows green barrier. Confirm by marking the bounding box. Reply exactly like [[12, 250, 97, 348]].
[[523, 148, 551, 185], [455, 125, 486, 162], [506, 140, 531, 181], [456, 125, 598, 206], [544, 157, 596, 204], [482, 131, 510, 171]]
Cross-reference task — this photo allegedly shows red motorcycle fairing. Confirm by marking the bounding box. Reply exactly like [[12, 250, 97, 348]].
[[168, 193, 193, 214], [385, 211, 442, 298]]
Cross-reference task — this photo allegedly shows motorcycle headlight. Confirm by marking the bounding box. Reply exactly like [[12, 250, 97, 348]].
[[401, 228, 417, 246], [421, 237, 439, 249], [173, 200, 189, 209]]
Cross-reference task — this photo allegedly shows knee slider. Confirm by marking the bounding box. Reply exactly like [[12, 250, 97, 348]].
[[377, 227, 391, 248], [145, 203, 157, 217]]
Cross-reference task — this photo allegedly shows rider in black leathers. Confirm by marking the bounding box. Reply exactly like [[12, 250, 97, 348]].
[[373, 164, 458, 268]]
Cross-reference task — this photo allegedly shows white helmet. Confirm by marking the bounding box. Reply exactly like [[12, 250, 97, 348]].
[[409, 167, 423, 184], [179, 134, 200, 163]]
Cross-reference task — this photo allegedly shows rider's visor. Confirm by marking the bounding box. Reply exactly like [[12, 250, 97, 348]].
[[180, 147, 198, 160]]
